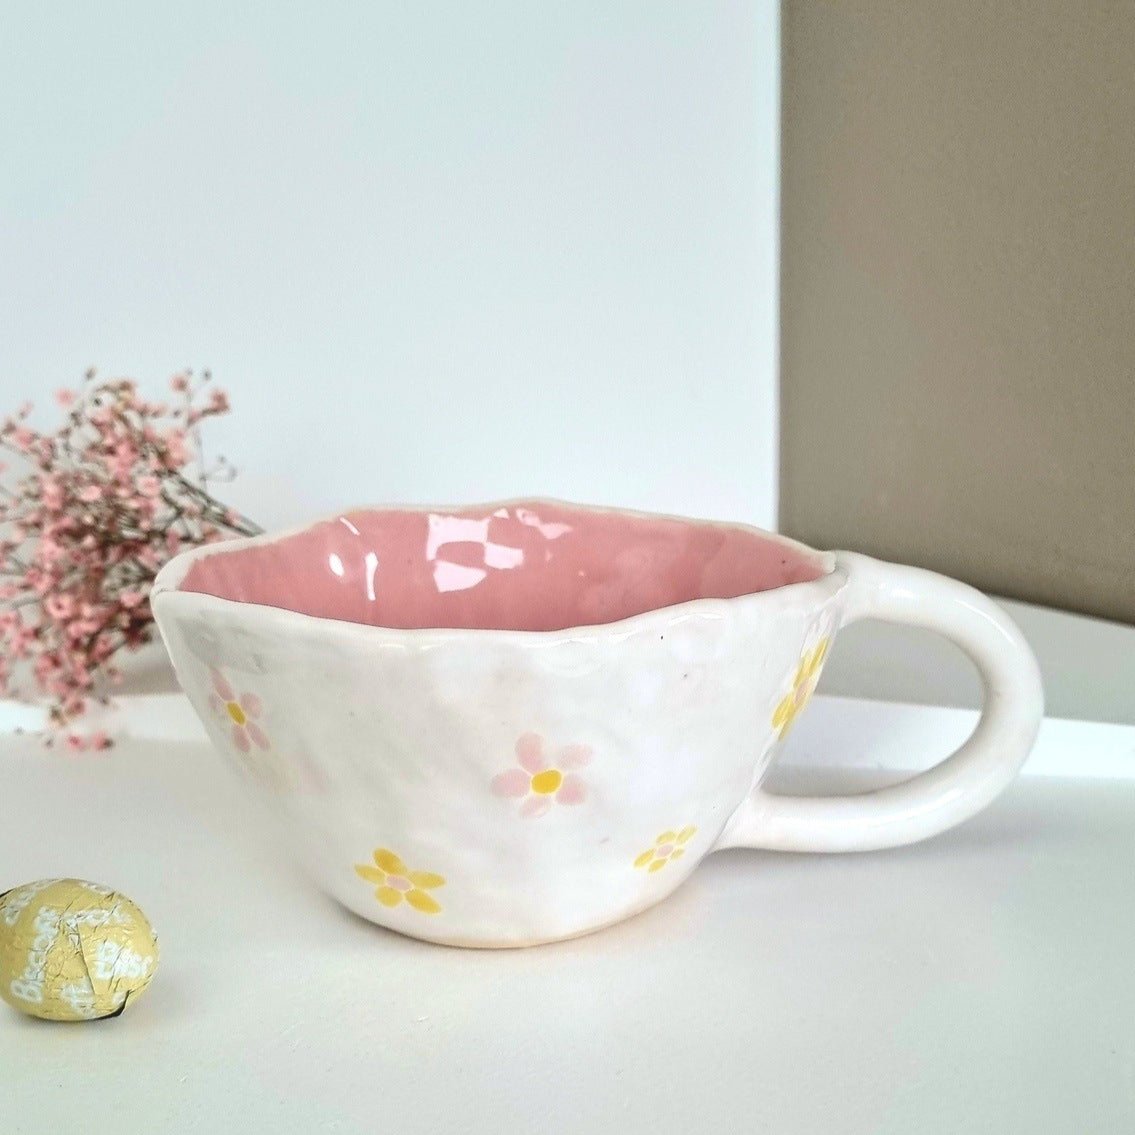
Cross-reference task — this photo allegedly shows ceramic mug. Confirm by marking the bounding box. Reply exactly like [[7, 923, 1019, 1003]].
[[152, 500, 1043, 947]]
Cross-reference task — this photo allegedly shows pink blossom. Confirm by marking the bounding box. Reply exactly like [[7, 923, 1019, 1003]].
[[163, 433, 189, 466], [63, 692, 87, 715], [68, 618, 103, 641], [40, 477, 65, 511], [0, 370, 251, 744], [10, 627, 38, 658], [38, 538, 64, 567], [44, 594, 75, 620]]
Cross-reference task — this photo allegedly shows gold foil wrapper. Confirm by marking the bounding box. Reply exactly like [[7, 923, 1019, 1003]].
[[0, 879, 158, 1022]]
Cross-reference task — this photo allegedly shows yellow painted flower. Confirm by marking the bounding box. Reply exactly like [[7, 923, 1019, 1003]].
[[772, 636, 830, 739], [634, 826, 696, 873], [354, 849, 445, 914]]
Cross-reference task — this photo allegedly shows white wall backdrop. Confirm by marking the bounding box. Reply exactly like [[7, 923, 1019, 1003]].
[[1, 2, 779, 533]]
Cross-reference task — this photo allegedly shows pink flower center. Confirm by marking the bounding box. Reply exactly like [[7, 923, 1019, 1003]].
[[226, 701, 247, 726], [388, 875, 412, 892], [530, 768, 563, 795], [656, 843, 675, 858]]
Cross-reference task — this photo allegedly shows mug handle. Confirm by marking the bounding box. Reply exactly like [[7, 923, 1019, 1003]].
[[717, 552, 1044, 853]]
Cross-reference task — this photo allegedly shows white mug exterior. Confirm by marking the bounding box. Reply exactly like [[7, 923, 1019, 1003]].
[[152, 502, 1043, 948]]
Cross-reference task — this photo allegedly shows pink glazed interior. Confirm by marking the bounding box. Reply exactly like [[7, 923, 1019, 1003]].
[[177, 502, 828, 632]]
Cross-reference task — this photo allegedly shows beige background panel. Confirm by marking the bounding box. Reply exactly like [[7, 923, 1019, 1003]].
[[779, 0, 1135, 623]]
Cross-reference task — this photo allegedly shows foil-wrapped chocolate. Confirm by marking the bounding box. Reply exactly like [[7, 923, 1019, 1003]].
[[0, 879, 158, 1022]]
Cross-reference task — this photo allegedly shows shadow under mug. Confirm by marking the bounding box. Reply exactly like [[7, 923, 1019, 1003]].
[[153, 499, 1043, 947]]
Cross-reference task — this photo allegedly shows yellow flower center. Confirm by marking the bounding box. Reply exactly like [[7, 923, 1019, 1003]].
[[531, 769, 563, 795], [226, 701, 247, 726]]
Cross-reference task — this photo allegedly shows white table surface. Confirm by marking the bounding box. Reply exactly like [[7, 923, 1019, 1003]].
[[1, 733, 1132, 1134]]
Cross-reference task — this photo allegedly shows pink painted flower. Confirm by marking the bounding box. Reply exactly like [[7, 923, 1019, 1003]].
[[491, 732, 591, 818], [55, 389, 76, 408], [209, 668, 269, 753]]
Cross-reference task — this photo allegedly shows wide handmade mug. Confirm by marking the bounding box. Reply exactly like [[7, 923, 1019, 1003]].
[[153, 500, 1043, 947]]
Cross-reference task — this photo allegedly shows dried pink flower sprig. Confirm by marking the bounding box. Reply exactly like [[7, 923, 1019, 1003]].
[[0, 369, 260, 747]]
